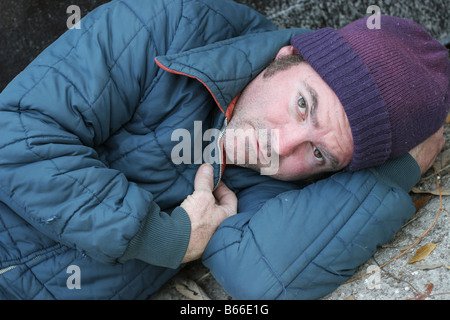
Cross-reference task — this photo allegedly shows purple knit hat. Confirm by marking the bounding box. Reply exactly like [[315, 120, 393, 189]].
[[291, 15, 450, 171]]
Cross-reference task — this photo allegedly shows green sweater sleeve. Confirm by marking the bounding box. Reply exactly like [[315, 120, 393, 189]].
[[119, 205, 191, 269], [370, 153, 422, 192]]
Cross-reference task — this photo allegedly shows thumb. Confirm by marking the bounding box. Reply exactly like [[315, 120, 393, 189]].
[[213, 181, 237, 217], [193, 163, 215, 192]]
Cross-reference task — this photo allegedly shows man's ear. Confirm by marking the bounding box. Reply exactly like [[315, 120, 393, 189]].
[[275, 45, 299, 60]]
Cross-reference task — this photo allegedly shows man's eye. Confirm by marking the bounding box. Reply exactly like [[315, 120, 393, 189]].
[[297, 96, 307, 115], [313, 146, 324, 162]]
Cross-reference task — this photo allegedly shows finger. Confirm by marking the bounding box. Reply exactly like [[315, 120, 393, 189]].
[[213, 181, 237, 216], [193, 163, 215, 192], [213, 181, 235, 202]]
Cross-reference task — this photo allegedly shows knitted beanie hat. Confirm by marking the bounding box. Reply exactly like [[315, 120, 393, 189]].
[[291, 15, 450, 171]]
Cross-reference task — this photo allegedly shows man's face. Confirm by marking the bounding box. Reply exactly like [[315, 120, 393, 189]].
[[224, 46, 354, 181]]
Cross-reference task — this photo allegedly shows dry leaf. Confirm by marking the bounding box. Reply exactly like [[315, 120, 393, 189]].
[[446, 113, 450, 124], [411, 187, 450, 196], [413, 196, 432, 213], [445, 265, 450, 270], [175, 278, 211, 300], [414, 283, 434, 300], [415, 263, 443, 270], [407, 243, 438, 264]]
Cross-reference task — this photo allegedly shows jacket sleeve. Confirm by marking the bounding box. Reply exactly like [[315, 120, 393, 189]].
[[0, 0, 277, 268], [203, 154, 421, 299]]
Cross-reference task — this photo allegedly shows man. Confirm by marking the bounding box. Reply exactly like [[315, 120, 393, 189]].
[[0, 0, 447, 299]]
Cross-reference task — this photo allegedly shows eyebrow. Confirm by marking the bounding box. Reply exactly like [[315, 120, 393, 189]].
[[318, 147, 340, 171], [303, 82, 340, 171]]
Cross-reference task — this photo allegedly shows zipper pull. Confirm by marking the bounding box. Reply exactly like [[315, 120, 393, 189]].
[[213, 118, 227, 190]]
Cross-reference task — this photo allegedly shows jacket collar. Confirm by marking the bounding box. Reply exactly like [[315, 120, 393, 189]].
[[155, 28, 311, 118]]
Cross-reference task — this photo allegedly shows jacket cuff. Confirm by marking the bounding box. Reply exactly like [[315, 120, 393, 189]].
[[119, 205, 191, 269], [370, 153, 421, 192]]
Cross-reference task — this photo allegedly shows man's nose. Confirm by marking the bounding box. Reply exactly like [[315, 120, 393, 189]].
[[276, 127, 308, 157]]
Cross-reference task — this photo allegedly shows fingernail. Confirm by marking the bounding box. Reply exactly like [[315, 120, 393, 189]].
[[201, 163, 213, 175]]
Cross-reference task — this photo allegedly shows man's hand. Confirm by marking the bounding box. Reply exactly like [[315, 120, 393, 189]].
[[181, 163, 237, 263], [409, 126, 445, 175]]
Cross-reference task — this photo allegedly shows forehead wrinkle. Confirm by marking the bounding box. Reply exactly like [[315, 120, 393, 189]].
[[303, 81, 343, 171], [303, 81, 319, 128], [322, 101, 353, 170], [319, 146, 340, 170]]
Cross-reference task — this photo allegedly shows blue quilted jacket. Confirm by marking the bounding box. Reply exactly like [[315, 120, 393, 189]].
[[0, 0, 421, 299]]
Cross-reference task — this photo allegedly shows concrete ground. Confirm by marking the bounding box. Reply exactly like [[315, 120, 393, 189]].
[[1, 0, 449, 301]]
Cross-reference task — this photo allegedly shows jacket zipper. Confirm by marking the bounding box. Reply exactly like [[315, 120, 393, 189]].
[[0, 254, 43, 276], [214, 118, 227, 190], [155, 57, 230, 190], [0, 264, 17, 276]]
